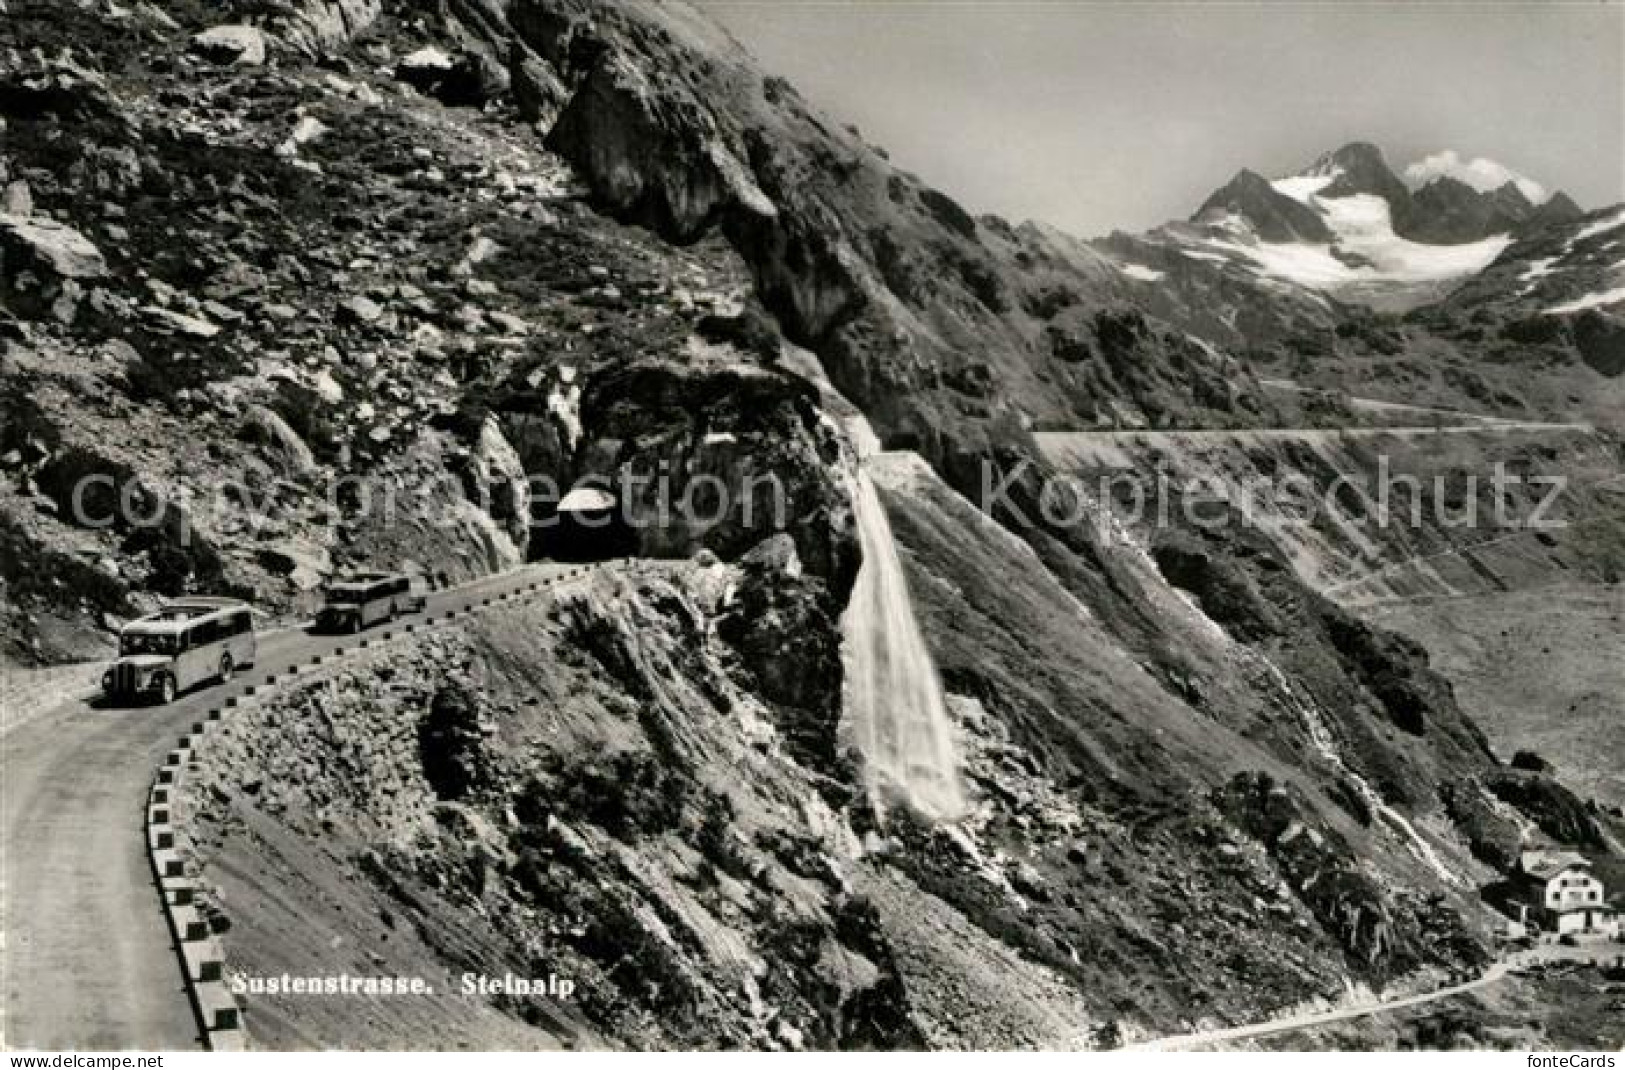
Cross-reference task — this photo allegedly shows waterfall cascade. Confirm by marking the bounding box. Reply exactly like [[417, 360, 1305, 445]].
[[771, 345, 965, 824], [839, 421, 966, 824]]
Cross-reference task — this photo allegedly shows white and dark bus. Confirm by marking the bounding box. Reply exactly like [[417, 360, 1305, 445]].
[[314, 572, 424, 633], [104, 598, 257, 704]]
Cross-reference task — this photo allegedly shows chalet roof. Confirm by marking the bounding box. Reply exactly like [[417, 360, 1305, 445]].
[[1520, 849, 1592, 880]]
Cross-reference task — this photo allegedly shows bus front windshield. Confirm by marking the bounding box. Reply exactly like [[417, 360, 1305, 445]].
[[120, 632, 176, 657]]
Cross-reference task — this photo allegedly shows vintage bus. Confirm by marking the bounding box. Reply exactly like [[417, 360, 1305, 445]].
[[103, 598, 257, 704], [314, 572, 425, 633]]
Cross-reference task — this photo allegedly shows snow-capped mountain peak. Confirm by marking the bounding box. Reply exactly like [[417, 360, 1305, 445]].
[[1163, 142, 1584, 310], [1300, 141, 1414, 207]]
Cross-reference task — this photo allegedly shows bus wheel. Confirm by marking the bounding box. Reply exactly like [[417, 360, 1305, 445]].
[[219, 654, 234, 683], [157, 674, 177, 705]]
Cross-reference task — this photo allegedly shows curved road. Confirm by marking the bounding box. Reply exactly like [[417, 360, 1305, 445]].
[[1035, 419, 1596, 461], [1, 563, 578, 1050]]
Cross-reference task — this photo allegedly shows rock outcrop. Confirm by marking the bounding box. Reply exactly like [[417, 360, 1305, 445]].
[[463, 416, 532, 556], [0, 214, 107, 281], [397, 46, 508, 107], [716, 534, 847, 771], [1313, 142, 1414, 211], [240, 404, 319, 479], [270, 0, 382, 55], [575, 350, 857, 583], [545, 51, 777, 240]]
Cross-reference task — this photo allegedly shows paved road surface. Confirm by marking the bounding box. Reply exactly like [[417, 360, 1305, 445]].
[[1036, 419, 1595, 456], [1, 563, 577, 1050], [1257, 379, 1516, 425]]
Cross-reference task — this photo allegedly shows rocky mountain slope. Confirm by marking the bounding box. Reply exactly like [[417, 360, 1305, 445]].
[[1442, 204, 1625, 374], [3, 0, 1621, 1051]]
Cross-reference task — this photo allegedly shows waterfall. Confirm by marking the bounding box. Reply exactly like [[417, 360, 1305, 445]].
[[839, 425, 966, 825], [770, 344, 966, 825]]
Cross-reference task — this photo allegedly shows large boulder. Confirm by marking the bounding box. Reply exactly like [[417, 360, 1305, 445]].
[[417, 683, 496, 801], [189, 25, 268, 66], [716, 534, 844, 736], [396, 46, 456, 87], [544, 51, 776, 241], [337, 294, 383, 325], [510, 41, 568, 124], [1483, 768, 1605, 849], [1151, 532, 1284, 642], [1, 214, 107, 281], [1439, 778, 1523, 872], [2, 182, 33, 217], [0, 52, 113, 121], [257, 538, 332, 591], [240, 404, 318, 479]]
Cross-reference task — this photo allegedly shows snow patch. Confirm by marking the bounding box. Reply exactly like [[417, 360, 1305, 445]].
[[1211, 193, 1511, 290], [1545, 286, 1625, 315], [1271, 173, 1336, 205], [1573, 207, 1625, 244], [1517, 257, 1558, 292]]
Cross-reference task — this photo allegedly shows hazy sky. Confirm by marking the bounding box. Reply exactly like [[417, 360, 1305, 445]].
[[696, 1, 1625, 237]]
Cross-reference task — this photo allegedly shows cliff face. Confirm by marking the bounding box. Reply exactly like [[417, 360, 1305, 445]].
[[271, 0, 383, 53]]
